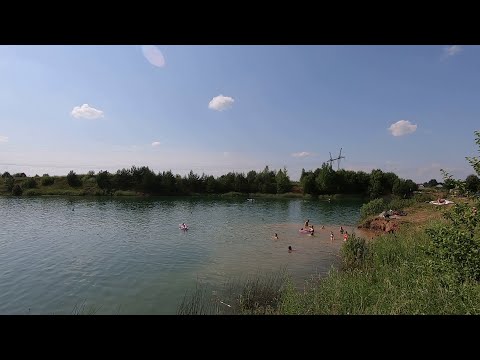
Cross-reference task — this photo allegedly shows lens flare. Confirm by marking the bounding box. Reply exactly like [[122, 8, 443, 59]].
[[141, 45, 165, 67]]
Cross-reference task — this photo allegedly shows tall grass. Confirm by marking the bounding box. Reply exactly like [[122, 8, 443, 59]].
[[177, 269, 289, 315]]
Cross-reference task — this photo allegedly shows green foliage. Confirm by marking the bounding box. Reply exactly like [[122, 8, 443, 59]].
[[4, 177, 14, 192], [341, 234, 369, 270], [11, 184, 23, 196], [22, 178, 37, 189], [276, 167, 292, 194], [41, 176, 55, 186], [369, 169, 386, 199], [388, 197, 414, 211], [413, 191, 435, 203], [301, 173, 317, 195], [360, 198, 386, 219], [466, 130, 480, 176], [424, 179, 439, 188], [465, 174, 479, 194], [66, 170, 81, 187], [2, 171, 12, 178], [96, 170, 112, 194], [425, 203, 480, 283], [424, 132, 480, 283]]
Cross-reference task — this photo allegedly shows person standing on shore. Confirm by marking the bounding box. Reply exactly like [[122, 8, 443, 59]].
[[330, 231, 334, 242]]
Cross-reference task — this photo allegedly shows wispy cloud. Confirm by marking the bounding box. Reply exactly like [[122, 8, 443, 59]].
[[0, 135, 8, 143], [388, 120, 417, 137], [71, 104, 104, 120], [208, 95, 234, 111], [444, 45, 463, 57], [141, 45, 166, 68], [292, 152, 311, 158], [151, 141, 161, 147]]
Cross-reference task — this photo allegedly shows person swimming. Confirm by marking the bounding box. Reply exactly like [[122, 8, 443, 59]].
[[288, 246, 294, 252]]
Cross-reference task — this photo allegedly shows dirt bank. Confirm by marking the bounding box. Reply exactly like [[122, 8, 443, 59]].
[[357, 203, 445, 236]]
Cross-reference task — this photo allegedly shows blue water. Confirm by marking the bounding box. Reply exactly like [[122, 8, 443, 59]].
[[0, 196, 363, 314]]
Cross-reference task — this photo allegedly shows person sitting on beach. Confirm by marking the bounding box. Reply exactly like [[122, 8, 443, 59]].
[[340, 226, 344, 234], [321, 225, 325, 229], [273, 233, 279, 240], [343, 231, 349, 242]]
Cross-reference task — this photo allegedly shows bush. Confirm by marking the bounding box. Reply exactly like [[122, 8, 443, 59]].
[[413, 192, 435, 203], [41, 176, 55, 186], [67, 170, 82, 187], [11, 184, 23, 196], [4, 177, 14, 192], [388, 197, 414, 211], [425, 203, 480, 283], [22, 178, 37, 189], [360, 198, 386, 219], [341, 234, 369, 270]]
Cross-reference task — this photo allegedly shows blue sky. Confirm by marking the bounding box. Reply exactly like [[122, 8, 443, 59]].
[[0, 45, 478, 182]]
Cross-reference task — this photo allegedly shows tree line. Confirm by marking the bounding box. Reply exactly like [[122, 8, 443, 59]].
[[2, 164, 479, 197]]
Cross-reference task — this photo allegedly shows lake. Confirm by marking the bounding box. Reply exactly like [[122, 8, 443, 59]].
[[0, 196, 363, 314]]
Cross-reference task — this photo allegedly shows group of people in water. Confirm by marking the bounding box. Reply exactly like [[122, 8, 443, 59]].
[[275, 219, 351, 252]]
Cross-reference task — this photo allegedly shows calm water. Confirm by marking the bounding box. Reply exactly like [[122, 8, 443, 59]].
[[0, 196, 363, 314]]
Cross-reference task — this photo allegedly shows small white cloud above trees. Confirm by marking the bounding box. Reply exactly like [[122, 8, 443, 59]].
[[388, 120, 417, 137], [292, 152, 311, 158]]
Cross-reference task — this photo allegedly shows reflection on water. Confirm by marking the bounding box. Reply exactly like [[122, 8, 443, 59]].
[[0, 196, 363, 314]]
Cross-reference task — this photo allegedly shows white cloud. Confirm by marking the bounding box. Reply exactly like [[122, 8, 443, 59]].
[[388, 120, 417, 137], [141, 45, 165, 68], [208, 95, 234, 111], [444, 45, 463, 57], [0, 135, 8, 143], [151, 141, 161, 147], [71, 104, 104, 120], [292, 152, 311, 158]]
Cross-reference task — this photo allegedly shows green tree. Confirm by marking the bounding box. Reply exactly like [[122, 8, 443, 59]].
[[11, 184, 23, 196], [465, 174, 479, 193], [4, 177, 14, 192], [315, 163, 336, 194], [67, 170, 81, 187], [276, 167, 292, 194], [96, 170, 112, 194], [368, 169, 385, 199]]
